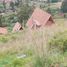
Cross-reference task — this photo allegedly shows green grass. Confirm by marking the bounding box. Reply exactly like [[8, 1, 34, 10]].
[[0, 54, 32, 67]]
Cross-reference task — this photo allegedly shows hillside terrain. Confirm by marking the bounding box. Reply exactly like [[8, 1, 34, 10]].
[[0, 0, 67, 67]]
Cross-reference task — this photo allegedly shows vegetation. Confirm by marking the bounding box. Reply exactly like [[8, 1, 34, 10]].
[[0, 0, 67, 67], [51, 0, 58, 3], [49, 31, 67, 52], [47, 0, 58, 3], [0, 24, 67, 67], [17, 4, 34, 26], [10, 1, 15, 12], [61, 0, 67, 13]]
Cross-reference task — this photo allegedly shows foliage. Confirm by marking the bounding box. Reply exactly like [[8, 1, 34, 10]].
[[1, 13, 18, 31], [0, 3, 4, 12], [61, 0, 67, 13], [32, 54, 64, 67], [0, 27, 67, 67], [47, 0, 58, 3], [49, 31, 67, 52], [3, 0, 6, 10], [0, 33, 18, 43], [15, 0, 20, 7], [0, 54, 32, 67], [24, 49, 33, 56], [0, 14, 3, 26], [10, 1, 15, 12], [7, 13, 18, 23], [17, 4, 34, 26], [12, 57, 32, 67], [51, 0, 58, 3], [33, 56, 52, 67]]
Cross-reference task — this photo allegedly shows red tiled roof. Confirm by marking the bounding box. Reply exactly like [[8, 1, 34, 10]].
[[0, 27, 8, 34], [27, 8, 54, 28], [12, 22, 23, 32]]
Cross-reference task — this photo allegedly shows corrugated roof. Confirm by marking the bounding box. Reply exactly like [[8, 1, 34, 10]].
[[27, 8, 54, 28], [12, 22, 23, 32], [0, 27, 8, 34]]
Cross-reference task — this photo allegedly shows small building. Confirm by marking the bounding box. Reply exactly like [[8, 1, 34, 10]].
[[27, 8, 54, 29], [12, 22, 23, 32], [0, 27, 8, 34]]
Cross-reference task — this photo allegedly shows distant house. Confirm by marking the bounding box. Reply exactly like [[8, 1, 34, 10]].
[[12, 22, 23, 32], [0, 27, 8, 34], [27, 8, 54, 29]]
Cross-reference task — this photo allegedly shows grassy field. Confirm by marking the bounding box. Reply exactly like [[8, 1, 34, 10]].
[[0, 18, 67, 67], [0, 1, 67, 66]]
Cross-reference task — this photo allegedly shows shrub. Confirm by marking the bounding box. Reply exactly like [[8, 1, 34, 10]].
[[0, 14, 6, 27], [49, 31, 67, 53], [47, 0, 58, 3], [0, 36, 9, 43], [0, 54, 32, 67], [17, 4, 34, 26], [10, 1, 15, 12], [61, 0, 67, 13], [7, 13, 18, 23], [32, 53, 64, 67], [33, 56, 52, 67], [51, 0, 58, 3], [24, 49, 33, 56]]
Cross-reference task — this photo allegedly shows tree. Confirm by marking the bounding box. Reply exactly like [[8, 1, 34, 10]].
[[61, 0, 67, 13], [3, 0, 6, 11], [47, 0, 58, 3], [15, 0, 20, 7], [47, 0, 51, 14], [10, 1, 15, 12], [0, 14, 5, 27], [0, 15, 2, 26], [17, 4, 34, 26], [51, 0, 58, 3]]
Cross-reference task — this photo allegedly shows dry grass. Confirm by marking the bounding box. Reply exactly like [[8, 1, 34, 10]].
[[0, 19, 67, 56], [0, 19, 67, 67]]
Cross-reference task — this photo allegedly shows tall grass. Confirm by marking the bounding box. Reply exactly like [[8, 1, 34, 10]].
[[0, 21, 67, 67]]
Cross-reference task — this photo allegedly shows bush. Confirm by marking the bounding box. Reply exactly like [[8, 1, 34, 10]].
[[17, 4, 34, 26], [33, 56, 52, 67], [0, 36, 9, 43], [61, 0, 67, 13], [0, 3, 4, 13], [0, 54, 32, 67], [47, 0, 58, 3], [24, 49, 33, 56], [49, 31, 67, 53], [33, 56, 64, 67], [6, 13, 18, 23], [51, 0, 58, 3], [47, 8, 59, 16], [0, 33, 18, 43], [2, 13, 18, 31]]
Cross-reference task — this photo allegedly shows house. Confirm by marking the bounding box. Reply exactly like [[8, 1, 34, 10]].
[[0, 27, 8, 34], [27, 8, 54, 29], [12, 22, 23, 32]]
